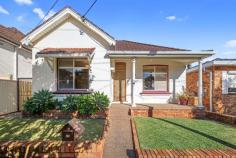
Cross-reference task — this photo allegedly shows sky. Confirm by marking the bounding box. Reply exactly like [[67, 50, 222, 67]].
[[0, 0, 236, 61]]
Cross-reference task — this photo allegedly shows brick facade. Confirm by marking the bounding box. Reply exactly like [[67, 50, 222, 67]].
[[187, 65, 236, 115]]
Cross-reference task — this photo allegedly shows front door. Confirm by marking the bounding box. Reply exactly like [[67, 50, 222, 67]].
[[113, 62, 126, 102]]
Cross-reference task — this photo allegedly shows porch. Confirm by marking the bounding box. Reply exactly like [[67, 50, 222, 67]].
[[108, 51, 213, 107]]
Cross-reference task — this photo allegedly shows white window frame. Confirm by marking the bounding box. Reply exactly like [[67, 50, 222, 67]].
[[227, 71, 236, 94], [142, 65, 169, 92], [57, 58, 89, 90]]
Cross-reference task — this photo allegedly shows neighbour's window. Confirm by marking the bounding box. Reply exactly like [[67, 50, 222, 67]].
[[143, 65, 168, 91], [58, 58, 89, 90], [227, 71, 236, 93]]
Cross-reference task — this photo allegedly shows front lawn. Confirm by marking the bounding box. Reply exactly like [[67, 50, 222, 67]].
[[134, 117, 236, 149], [0, 118, 104, 142]]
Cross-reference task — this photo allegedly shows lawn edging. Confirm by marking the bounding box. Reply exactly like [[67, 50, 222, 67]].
[[0, 112, 110, 158], [131, 118, 236, 158]]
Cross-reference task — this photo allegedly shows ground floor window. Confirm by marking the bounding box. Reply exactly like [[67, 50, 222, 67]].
[[227, 71, 236, 93], [57, 58, 89, 90], [143, 65, 168, 91]]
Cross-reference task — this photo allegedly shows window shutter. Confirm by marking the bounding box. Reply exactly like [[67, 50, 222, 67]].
[[222, 71, 228, 94]]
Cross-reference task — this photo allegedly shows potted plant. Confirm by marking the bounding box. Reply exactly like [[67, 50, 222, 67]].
[[177, 91, 189, 105]]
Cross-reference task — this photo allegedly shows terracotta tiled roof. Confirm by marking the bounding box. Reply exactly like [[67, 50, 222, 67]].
[[0, 25, 25, 45], [38, 48, 95, 54], [110, 40, 188, 51]]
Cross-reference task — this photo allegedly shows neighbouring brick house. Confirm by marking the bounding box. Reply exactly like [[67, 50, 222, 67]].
[[187, 58, 236, 115]]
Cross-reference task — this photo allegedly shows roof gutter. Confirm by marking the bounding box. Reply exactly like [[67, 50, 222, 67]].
[[107, 51, 214, 59], [187, 59, 236, 73]]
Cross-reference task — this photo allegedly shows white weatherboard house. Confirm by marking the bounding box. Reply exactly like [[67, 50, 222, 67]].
[[21, 7, 213, 107]]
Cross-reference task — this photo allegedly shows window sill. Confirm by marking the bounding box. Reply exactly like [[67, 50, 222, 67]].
[[140, 91, 171, 95], [53, 89, 93, 94]]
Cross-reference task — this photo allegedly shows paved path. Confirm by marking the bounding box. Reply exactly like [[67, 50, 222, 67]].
[[103, 103, 135, 158]]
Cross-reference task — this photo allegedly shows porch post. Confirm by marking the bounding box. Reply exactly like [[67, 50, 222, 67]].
[[197, 59, 204, 108], [131, 58, 136, 107]]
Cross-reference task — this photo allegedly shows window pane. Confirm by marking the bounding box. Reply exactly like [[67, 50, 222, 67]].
[[156, 65, 168, 72], [228, 74, 236, 93], [75, 59, 89, 68], [75, 68, 89, 89], [58, 68, 73, 89], [155, 74, 168, 91], [155, 66, 168, 91], [143, 66, 154, 90], [58, 59, 73, 67]]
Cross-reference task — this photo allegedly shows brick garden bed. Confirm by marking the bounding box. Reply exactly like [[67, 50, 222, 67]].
[[206, 111, 236, 125], [0, 113, 109, 158], [131, 118, 236, 158], [22, 109, 108, 119], [130, 106, 205, 119]]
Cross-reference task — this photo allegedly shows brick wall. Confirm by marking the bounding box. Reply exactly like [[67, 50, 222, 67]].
[[130, 107, 205, 119], [186, 70, 210, 109], [187, 65, 236, 115]]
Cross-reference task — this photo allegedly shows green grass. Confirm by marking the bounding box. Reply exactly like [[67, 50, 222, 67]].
[[134, 117, 236, 149], [0, 118, 104, 142]]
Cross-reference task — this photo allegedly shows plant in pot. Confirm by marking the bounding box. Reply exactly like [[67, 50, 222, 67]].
[[177, 91, 189, 105]]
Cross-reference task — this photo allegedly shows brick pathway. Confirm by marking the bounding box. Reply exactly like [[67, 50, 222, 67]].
[[103, 103, 135, 158]]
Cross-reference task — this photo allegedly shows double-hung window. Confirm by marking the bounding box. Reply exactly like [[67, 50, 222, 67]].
[[143, 65, 168, 92], [227, 71, 236, 93], [58, 58, 89, 90]]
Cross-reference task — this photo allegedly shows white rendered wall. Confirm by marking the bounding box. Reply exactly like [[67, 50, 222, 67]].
[[18, 49, 32, 78], [0, 41, 15, 79], [32, 18, 112, 100], [0, 40, 32, 80], [112, 59, 187, 104]]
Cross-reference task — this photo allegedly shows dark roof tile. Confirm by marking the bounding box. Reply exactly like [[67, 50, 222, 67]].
[[110, 40, 188, 51], [0, 25, 25, 45]]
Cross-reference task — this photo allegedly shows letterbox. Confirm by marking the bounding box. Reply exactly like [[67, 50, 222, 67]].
[[59, 118, 85, 141]]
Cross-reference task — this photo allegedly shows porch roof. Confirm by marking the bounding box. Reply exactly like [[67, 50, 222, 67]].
[[106, 50, 214, 60], [36, 48, 95, 58]]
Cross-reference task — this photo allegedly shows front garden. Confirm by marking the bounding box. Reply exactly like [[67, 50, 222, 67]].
[[0, 118, 104, 142], [0, 90, 110, 158], [134, 117, 236, 149]]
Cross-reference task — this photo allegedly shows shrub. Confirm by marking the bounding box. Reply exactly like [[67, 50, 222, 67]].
[[23, 97, 34, 114], [77, 95, 98, 115], [23, 89, 55, 115], [62, 95, 78, 112], [92, 92, 110, 112], [54, 99, 63, 110]]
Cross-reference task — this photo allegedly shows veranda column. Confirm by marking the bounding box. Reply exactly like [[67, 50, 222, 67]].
[[198, 59, 204, 108], [131, 58, 136, 107]]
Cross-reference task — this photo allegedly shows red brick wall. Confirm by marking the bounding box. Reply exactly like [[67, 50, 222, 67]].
[[187, 65, 236, 115], [186, 70, 210, 109], [130, 108, 205, 118]]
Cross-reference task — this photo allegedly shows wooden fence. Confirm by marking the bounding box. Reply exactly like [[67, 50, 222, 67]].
[[18, 79, 32, 111], [0, 79, 32, 115]]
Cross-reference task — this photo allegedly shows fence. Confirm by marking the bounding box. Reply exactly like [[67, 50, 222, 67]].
[[0, 80, 17, 115], [18, 79, 32, 111], [0, 78, 32, 115]]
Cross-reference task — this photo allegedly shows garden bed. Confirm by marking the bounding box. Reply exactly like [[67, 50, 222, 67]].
[[131, 117, 236, 157], [0, 117, 108, 158], [206, 111, 236, 125], [22, 109, 108, 119]]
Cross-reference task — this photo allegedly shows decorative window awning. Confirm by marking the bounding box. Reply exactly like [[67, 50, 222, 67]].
[[37, 48, 95, 58]]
